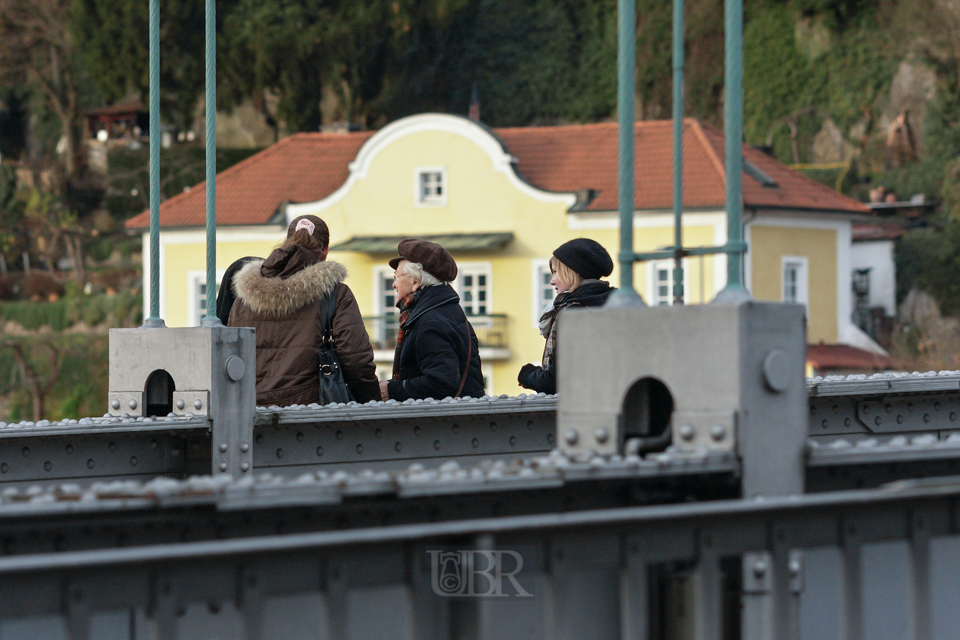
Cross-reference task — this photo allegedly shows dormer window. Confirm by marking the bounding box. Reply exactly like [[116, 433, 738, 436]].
[[416, 168, 447, 206]]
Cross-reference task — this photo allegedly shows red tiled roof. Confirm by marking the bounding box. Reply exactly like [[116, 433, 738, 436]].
[[86, 98, 144, 117], [806, 344, 893, 372], [126, 118, 868, 230], [852, 223, 908, 241], [694, 123, 868, 214], [126, 132, 373, 230]]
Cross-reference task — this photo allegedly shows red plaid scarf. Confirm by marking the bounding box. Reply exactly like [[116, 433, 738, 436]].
[[392, 289, 423, 380]]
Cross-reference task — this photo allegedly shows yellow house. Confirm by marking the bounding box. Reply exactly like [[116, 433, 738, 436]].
[[127, 114, 881, 395]]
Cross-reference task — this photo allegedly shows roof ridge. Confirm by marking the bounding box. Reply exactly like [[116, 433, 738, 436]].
[[691, 121, 868, 212], [739, 143, 869, 212], [493, 120, 682, 136], [492, 121, 619, 135], [688, 119, 726, 187]]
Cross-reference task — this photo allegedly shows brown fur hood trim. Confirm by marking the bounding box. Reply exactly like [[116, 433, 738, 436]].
[[233, 259, 346, 317]]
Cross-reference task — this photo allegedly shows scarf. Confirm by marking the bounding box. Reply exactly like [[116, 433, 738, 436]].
[[538, 279, 616, 370], [392, 288, 424, 380]]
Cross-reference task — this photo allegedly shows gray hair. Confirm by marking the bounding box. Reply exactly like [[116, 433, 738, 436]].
[[402, 261, 444, 287]]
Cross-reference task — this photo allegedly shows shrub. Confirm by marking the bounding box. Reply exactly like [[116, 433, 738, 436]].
[[19, 273, 64, 301]]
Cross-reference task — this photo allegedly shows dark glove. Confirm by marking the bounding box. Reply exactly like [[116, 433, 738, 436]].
[[518, 363, 539, 386]]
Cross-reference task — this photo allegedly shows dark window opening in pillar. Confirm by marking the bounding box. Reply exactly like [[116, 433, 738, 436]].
[[144, 370, 175, 417], [620, 377, 674, 455]]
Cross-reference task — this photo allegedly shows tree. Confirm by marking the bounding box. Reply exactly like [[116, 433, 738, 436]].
[[71, 0, 206, 128], [0, 0, 87, 177], [219, 0, 413, 131], [21, 187, 85, 281], [5, 339, 65, 422]]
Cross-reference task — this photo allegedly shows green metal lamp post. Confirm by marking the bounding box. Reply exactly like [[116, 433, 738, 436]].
[[201, 0, 221, 326], [605, 0, 646, 308], [609, 0, 750, 308], [142, 0, 164, 328], [713, 0, 752, 303], [142, 0, 221, 328]]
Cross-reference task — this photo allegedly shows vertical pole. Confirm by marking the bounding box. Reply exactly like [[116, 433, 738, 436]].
[[143, 0, 165, 328], [714, 0, 751, 303], [202, 0, 220, 326], [672, 0, 685, 306], [606, 0, 644, 307]]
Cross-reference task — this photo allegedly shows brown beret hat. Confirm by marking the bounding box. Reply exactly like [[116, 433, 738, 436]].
[[388, 239, 458, 282]]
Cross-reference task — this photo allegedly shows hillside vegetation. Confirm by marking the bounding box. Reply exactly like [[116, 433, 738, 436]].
[[4, 0, 960, 414]]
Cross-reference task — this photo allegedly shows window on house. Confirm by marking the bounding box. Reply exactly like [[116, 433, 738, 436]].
[[416, 168, 446, 206], [532, 261, 556, 325], [649, 261, 687, 306], [373, 267, 399, 350], [192, 272, 223, 326], [459, 271, 488, 316], [380, 270, 397, 313], [454, 264, 491, 317], [852, 268, 874, 337], [782, 257, 808, 306]]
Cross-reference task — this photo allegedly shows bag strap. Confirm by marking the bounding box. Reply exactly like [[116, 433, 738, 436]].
[[454, 322, 472, 398], [320, 285, 339, 347]]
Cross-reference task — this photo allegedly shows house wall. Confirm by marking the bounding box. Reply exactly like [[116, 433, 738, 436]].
[[851, 240, 897, 316], [286, 117, 729, 395], [567, 211, 727, 304], [747, 222, 840, 343], [143, 228, 283, 327], [146, 114, 870, 396]]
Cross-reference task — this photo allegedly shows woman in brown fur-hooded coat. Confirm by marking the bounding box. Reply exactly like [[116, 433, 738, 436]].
[[227, 215, 380, 406]]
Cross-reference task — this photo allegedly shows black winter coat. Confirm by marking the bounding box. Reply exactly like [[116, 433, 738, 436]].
[[518, 280, 615, 394], [386, 284, 484, 401]]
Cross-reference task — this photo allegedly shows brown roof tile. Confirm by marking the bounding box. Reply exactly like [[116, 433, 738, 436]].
[[127, 118, 867, 230], [126, 132, 373, 230]]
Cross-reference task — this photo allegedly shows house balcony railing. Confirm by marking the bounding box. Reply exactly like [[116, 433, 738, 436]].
[[363, 313, 511, 361]]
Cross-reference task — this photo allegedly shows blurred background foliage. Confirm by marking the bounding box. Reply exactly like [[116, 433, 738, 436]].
[[5, 0, 960, 411]]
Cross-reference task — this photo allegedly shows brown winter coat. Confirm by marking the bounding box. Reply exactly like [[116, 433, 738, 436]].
[[227, 258, 379, 406]]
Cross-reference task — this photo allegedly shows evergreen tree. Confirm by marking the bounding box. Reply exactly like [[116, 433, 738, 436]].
[[0, 0, 91, 177], [71, 0, 206, 127]]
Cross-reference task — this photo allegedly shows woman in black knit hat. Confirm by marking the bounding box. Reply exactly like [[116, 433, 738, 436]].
[[518, 238, 617, 394]]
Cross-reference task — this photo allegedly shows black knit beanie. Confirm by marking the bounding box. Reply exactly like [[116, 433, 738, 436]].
[[553, 238, 614, 280]]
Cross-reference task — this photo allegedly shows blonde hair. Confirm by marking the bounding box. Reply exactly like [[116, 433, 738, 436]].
[[550, 255, 583, 292]]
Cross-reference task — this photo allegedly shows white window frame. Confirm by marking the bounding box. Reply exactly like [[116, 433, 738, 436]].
[[781, 256, 809, 307], [453, 262, 492, 318], [371, 265, 399, 353], [372, 265, 397, 316], [187, 269, 225, 327], [531, 259, 555, 328], [414, 166, 447, 207], [647, 260, 690, 306]]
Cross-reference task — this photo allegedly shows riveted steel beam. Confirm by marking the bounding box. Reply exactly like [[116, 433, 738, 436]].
[[0, 472, 956, 636], [3, 373, 960, 492]]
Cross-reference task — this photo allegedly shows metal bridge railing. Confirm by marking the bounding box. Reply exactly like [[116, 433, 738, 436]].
[[0, 463, 955, 639]]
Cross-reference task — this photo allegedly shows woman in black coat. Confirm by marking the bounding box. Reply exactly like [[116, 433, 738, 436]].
[[380, 239, 484, 401], [518, 239, 616, 394]]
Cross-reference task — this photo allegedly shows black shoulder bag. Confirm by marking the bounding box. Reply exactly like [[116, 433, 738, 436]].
[[318, 287, 354, 405]]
